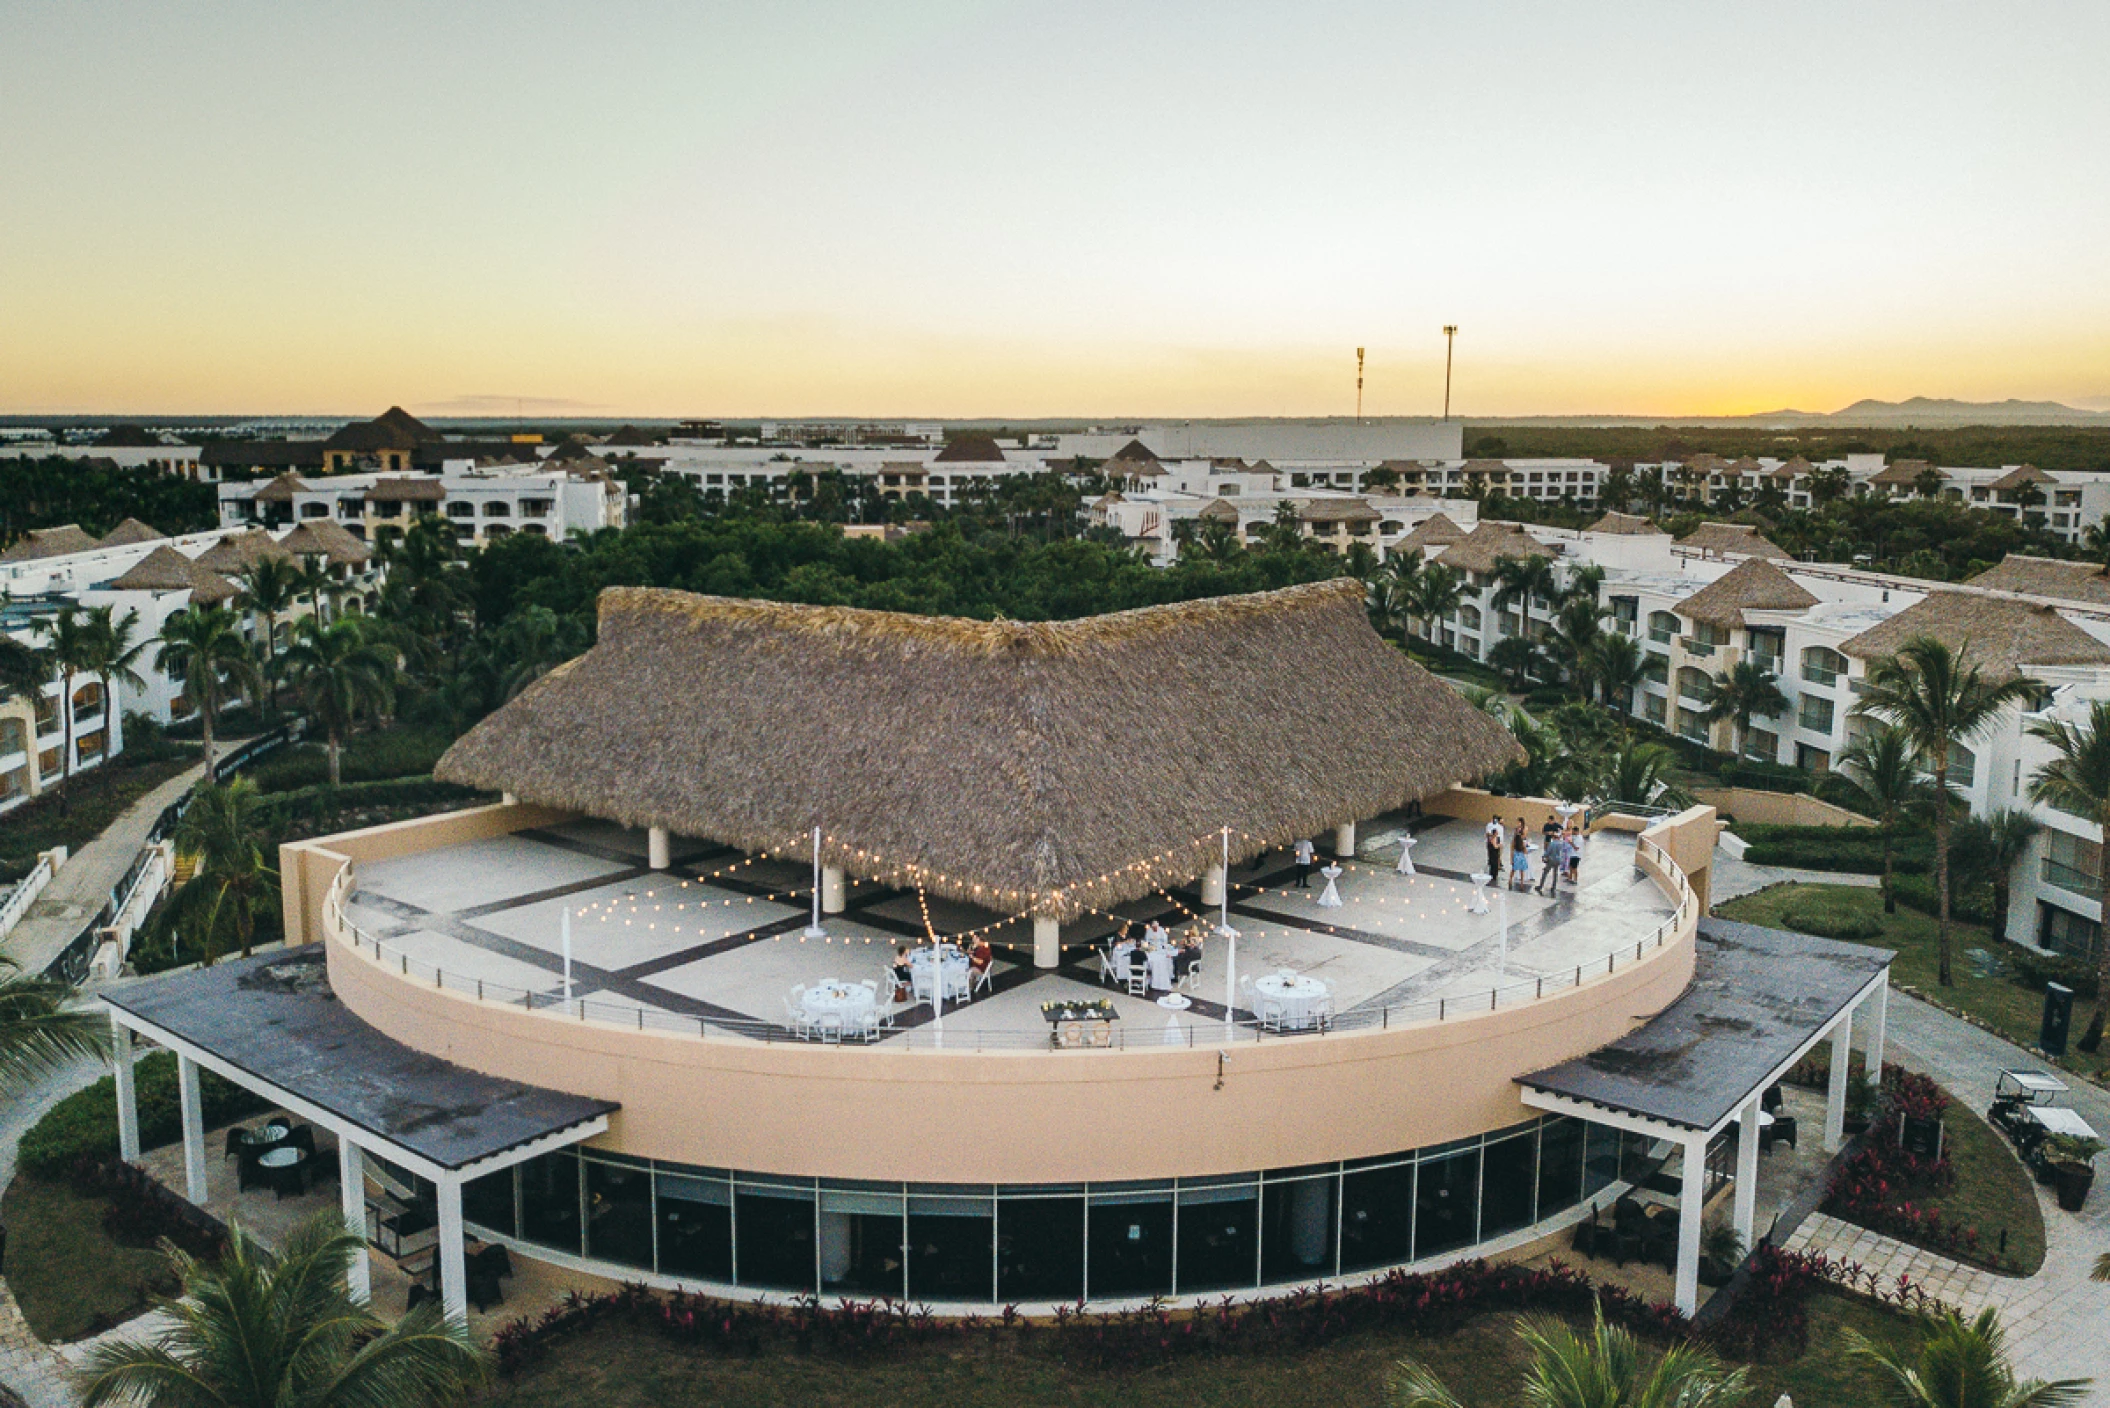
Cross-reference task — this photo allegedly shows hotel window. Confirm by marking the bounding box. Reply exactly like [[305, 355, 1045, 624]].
[[1086, 1181, 1175, 1298], [1180, 1175, 1261, 1292], [482, 501, 512, 518], [1744, 727, 1779, 763], [584, 1153, 656, 1272], [0, 719, 22, 756], [1800, 647, 1844, 687], [75, 729, 106, 763], [734, 1176, 817, 1291], [0, 766, 25, 802], [446, 502, 475, 518], [1414, 1139, 1481, 1259], [1647, 611, 1678, 645], [656, 1167, 733, 1283], [36, 747, 59, 776], [1948, 743, 1977, 790], [2040, 902, 2101, 961], [1676, 667, 1711, 704], [1644, 695, 1667, 724], [1798, 696, 1835, 733], [908, 1185, 993, 1302], [997, 1185, 1084, 1302], [820, 1180, 905, 1298], [2042, 829, 2100, 897]]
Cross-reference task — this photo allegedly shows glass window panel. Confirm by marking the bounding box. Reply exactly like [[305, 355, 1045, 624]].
[[1086, 1185, 1173, 1300], [518, 1150, 582, 1255], [585, 1158, 654, 1270], [462, 1167, 516, 1239], [908, 1192, 993, 1303], [1261, 1176, 1337, 1285], [1582, 1124, 1622, 1199], [997, 1196, 1084, 1303], [1537, 1118, 1587, 1218], [656, 1172, 732, 1283], [1415, 1147, 1480, 1258], [735, 1182, 816, 1291], [1479, 1131, 1537, 1240], [1339, 1162, 1414, 1273], [820, 1185, 903, 1299], [1175, 1180, 1258, 1294]]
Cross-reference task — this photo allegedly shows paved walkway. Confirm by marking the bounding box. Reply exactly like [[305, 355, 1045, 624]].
[[6, 762, 206, 975], [1710, 853, 1883, 903]]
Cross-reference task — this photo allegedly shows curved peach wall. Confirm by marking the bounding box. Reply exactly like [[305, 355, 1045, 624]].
[[298, 804, 1709, 1185]]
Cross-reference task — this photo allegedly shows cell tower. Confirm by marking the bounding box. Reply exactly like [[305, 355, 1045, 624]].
[[1355, 347, 1366, 424]]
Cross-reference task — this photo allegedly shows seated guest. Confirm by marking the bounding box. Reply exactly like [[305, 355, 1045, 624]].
[[968, 938, 993, 972], [889, 946, 913, 998], [1172, 937, 1200, 978]]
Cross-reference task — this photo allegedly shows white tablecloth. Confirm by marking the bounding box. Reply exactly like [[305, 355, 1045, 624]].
[[1145, 948, 1176, 991], [1254, 972, 1331, 1030], [909, 948, 970, 1001], [800, 980, 876, 1034]]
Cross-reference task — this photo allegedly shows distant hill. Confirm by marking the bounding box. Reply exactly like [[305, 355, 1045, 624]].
[[1819, 397, 2105, 425]]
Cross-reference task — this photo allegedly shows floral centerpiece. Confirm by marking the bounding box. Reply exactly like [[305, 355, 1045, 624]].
[[1040, 997, 1118, 1024]]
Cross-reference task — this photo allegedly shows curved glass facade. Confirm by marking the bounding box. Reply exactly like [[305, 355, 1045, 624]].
[[462, 1114, 1642, 1303]]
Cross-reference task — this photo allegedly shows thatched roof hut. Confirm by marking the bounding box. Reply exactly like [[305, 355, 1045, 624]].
[[106, 545, 239, 603], [0, 525, 101, 562], [1964, 554, 2110, 606], [277, 520, 373, 566], [933, 433, 1005, 464], [437, 581, 1522, 921], [1985, 464, 2054, 493], [1868, 459, 1942, 488], [1295, 498, 1381, 524], [252, 471, 312, 503], [1675, 559, 1819, 630], [1436, 523, 1554, 575], [1197, 498, 1240, 524], [1841, 592, 2110, 681], [1392, 513, 1468, 558], [1586, 511, 1661, 536], [364, 476, 445, 503], [97, 518, 165, 548], [1769, 456, 1812, 482], [1673, 522, 1791, 561], [196, 529, 295, 574]]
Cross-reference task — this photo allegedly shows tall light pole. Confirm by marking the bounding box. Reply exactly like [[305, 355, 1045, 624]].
[[1355, 347, 1366, 424], [1441, 326, 1458, 420]]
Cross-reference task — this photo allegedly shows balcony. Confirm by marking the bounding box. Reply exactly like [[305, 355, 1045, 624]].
[[1801, 665, 1839, 688], [1648, 628, 1674, 647], [1680, 637, 1716, 658], [1797, 706, 1835, 734], [2041, 857, 2099, 898]]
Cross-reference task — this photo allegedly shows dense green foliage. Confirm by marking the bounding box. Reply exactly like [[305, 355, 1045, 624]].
[[17, 1050, 268, 1176], [1466, 423, 2110, 474], [244, 727, 458, 793], [0, 455, 217, 545]]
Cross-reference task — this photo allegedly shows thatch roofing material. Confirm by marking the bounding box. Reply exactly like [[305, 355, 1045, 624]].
[[436, 581, 1523, 921], [1985, 464, 2054, 493], [1673, 522, 1792, 561], [106, 545, 239, 603], [1392, 513, 1468, 557], [364, 476, 446, 502], [1296, 497, 1382, 523], [933, 433, 1005, 464], [1675, 559, 1821, 630], [1963, 555, 2110, 606], [1587, 511, 1661, 536], [1869, 459, 1942, 487], [1436, 523, 1555, 575], [252, 472, 312, 503], [276, 520, 372, 566], [1106, 438, 1160, 464], [1197, 498, 1239, 523], [1840, 591, 2110, 681], [196, 530, 295, 574], [324, 406, 438, 452], [97, 518, 165, 548], [1770, 456, 1812, 481], [0, 525, 101, 562]]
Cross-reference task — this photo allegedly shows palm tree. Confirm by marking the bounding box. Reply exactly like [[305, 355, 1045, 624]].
[[85, 607, 148, 750], [1489, 554, 1559, 642], [0, 945, 110, 1095], [1407, 563, 1464, 644], [1844, 1308, 2089, 1407], [0, 632, 48, 704], [1388, 1301, 1749, 1407], [33, 608, 102, 809], [162, 778, 273, 961], [1561, 563, 1605, 606], [1598, 742, 1694, 811], [1586, 631, 1647, 716], [1954, 809, 2042, 944], [1543, 596, 1608, 696], [2085, 514, 2110, 569], [2028, 699, 2110, 1021], [1488, 636, 1547, 690], [281, 618, 395, 787], [1856, 636, 2042, 986], [1840, 724, 1927, 915], [237, 556, 301, 718], [294, 556, 334, 626], [157, 604, 263, 781], [77, 1211, 489, 1408], [1699, 659, 1790, 761]]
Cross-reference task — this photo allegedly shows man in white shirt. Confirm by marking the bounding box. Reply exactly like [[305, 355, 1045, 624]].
[[1293, 837, 1316, 888], [1484, 819, 1505, 879]]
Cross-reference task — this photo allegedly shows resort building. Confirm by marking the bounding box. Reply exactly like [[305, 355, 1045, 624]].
[[105, 580, 1888, 1325], [217, 464, 627, 547]]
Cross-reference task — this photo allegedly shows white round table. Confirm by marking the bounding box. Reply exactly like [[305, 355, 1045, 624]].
[[909, 948, 970, 1002], [256, 1146, 303, 1169], [1144, 947, 1176, 991], [1254, 972, 1330, 1030], [800, 980, 876, 1035]]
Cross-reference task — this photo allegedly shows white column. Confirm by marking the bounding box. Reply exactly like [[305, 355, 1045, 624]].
[[1825, 1012, 1854, 1152], [1333, 821, 1357, 858], [500, 791, 517, 806], [1674, 1132, 1707, 1316], [437, 1176, 468, 1322], [1201, 864, 1226, 907], [1733, 1098, 1761, 1252], [113, 1022, 140, 1163], [339, 1140, 370, 1303], [1862, 976, 1889, 1080], [647, 826, 670, 870], [176, 1054, 208, 1205], [821, 865, 846, 915], [1033, 916, 1059, 970]]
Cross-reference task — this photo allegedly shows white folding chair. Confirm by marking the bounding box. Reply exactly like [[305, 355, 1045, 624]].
[[782, 994, 811, 1039], [1099, 945, 1118, 985], [1180, 960, 1204, 995], [816, 1011, 844, 1044], [1125, 956, 1150, 997], [971, 963, 994, 996]]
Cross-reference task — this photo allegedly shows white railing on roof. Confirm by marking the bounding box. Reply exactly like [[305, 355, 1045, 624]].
[[320, 837, 1700, 1054]]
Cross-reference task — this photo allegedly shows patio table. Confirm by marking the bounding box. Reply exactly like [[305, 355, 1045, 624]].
[[1254, 972, 1330, 1030], [800, 980, 876, 1037], [910, 947, 970, 1002]]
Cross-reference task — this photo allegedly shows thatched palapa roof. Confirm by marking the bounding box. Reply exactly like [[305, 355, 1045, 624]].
[[1675, 559, 1820, 630], [196, 529, 295, 574], [1673, 521, 1791, 561], [276, 520, 372, 566], [436, 581, 1522, 921], [1392, 513, 1467, 557], [1769, 456, 1812, 481], [1841, 591, 2110, 681], [106, 545, 238, 603], [1436, 523, 1554, 575], [1985, 464, 2053, 493], [933, 433, 1005, 464], [97, 518, 165, 548], [1197, 498, 1240, 524], [1869, 459, 1941, 488], [1296, 497, 1381, 523], [1587, 511, 1661, 536], [0, 525, 101, 562], [1964, 555, 2110, 606], [252, 472, 311, 503], [364, 476, 445, 502]]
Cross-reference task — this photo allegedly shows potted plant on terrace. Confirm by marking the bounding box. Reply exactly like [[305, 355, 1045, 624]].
[[1697, 1222, 1744, 1287], [1844, 1071, 1878, 1136], [2043, 1134, 2102, 1213]]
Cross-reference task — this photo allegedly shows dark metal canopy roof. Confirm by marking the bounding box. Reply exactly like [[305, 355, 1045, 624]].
[[105, 947, 616, 1171], [1518, 920, 1891, 1133]]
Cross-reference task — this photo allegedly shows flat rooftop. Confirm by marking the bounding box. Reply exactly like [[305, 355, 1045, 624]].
[[336, 812, 1679, 1050]]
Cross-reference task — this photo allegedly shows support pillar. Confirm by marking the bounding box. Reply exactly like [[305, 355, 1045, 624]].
[[340, 1140, 370, 1303], [1333, 822, 1357, 858], [1825, 1012, 1854, 1152], [176, 1054, 208, 1205], [647, 826, 670, 871], [1674, 1133, 1707, 1317], [500, 791, 517, 806], [1862, 976, 1889, 1081], [1201, 864, 1226, 907], [1733, 1098, 1761, 1253], [1033, 916, 1059, 970], [822, 865, 846, 915], [113, 1022, 140, 1163], [437, 1176, 467, 1322]]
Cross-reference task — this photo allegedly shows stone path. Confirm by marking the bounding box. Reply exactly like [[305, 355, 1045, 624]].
[[1783, 1211, 2006, 1311], [5, 762, 206, 975], [1709, 853, 1883, 903]]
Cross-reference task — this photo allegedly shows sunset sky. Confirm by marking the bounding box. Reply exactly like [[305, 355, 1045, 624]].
[[4, 2, 2107, 419]]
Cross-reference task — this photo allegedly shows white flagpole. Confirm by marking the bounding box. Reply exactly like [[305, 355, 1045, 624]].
[[804, 824, 826, 939]]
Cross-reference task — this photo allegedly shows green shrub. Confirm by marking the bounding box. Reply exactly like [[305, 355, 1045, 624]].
[[1719, 761, 1812, 795], [1737, 822, 1930, 876], [19, 1052, 270, 1176], [1888, 873, 1998, 927], [1522, 687, 1573, 711], [1780, 902, 1887, 943], [2005, 946, 2100, 999], [245, 727, 459, 793]]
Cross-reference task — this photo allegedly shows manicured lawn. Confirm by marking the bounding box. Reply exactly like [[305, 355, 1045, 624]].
[[479, 1292, 1918, 1408], [1918, 1092, 2048, 1275], [0, 751, 196, 882], [1717, 883, 2107, 1084], [0, 1173, 174, 1342]]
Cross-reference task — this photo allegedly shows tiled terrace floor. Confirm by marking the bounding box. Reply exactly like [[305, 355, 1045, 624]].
[[337, 813, 1677, 1048]]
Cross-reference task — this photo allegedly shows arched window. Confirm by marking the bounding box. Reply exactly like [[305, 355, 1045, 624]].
[[483, 501, 513, 518], [1647, 611, 1679, 643], [1676, 667, 1712, 704], [1800, 646, 1845, 686], [1949, 742, 1977, 790]]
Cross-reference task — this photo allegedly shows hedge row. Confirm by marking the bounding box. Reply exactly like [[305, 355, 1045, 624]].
[[1738, 824, 1931, 877], [244, 729, 458, 794], [252, 776, 488, 832], [20, 1051, 271, 1176]]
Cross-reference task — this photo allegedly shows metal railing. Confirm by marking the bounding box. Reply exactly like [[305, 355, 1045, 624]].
[[321, 835, 1701, 1054], [2041, 857, 2098, 897], [1800, 665, 1839, 688]]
